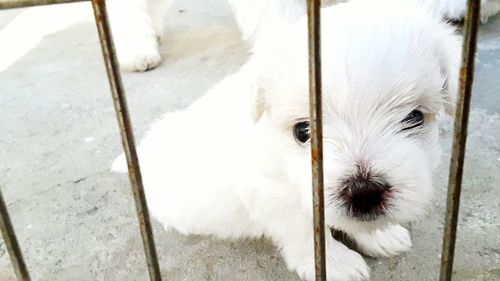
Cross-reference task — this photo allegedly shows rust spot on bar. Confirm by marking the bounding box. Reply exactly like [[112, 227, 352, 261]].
[[311, 148, 320, 161], [439, 0, 480, 281]]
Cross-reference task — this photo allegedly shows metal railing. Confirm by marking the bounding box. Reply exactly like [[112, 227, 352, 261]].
[[0, 0, 161, 280], [438, 0, 480, 280], [0, 0, 481, 280], [306, 1, 327, 280]]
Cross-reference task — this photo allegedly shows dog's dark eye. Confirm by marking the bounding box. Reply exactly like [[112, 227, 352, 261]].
[[401, 109, 424, 131], [293, 121, 310, 144]]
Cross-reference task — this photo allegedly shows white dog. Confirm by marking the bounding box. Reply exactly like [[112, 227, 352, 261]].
[[106, 0, 498, 72], [112, 0, 462, 280]]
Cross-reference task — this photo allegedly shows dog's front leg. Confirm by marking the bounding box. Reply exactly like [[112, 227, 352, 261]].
[[107, 0, 168, 71], [268, 216, 370, 281], [348, 224, 413, 258]]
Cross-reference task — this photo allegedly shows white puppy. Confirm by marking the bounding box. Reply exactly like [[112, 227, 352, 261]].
[[112, 0, 461, 280], [106, 0, 497, 72]]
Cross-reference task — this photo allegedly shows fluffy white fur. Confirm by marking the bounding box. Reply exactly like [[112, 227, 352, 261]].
[[107, 0, 497, 72], [112, 0, 461, 280], [429, 0, 500, 22]]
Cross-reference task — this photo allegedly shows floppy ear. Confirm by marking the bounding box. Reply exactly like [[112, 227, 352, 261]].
[[251, 86, 267, 123], [241, 59, 267, 123], [437, 33, 462, 116]]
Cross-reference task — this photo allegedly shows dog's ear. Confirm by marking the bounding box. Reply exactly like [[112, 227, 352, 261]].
[[251, 86, 266, 123], [437, 33, 462, 116], [238, 60, 267, 123]]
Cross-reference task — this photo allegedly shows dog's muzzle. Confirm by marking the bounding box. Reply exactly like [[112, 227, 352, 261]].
[[339, 174, 392, 221]]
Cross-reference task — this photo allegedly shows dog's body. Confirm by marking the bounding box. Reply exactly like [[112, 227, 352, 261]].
[[112, 0, 462, 280], [107, 0, 498, 72]]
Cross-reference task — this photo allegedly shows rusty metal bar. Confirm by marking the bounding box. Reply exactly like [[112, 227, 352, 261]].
[[0, 188, 31, 281], [439, 0, 480, 280], [0, 0, 87, 10], [90, 1, 162, 280], [306, 0, 326, 280]]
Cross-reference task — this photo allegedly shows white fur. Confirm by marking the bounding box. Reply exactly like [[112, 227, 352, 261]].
[[112, 1, 461, 280], [107, 0, 492, 72], [426, 0, 500, 23], [107, 0, 173, 71]]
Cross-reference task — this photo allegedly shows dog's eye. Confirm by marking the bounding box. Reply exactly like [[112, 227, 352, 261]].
[[401, 109, 424, 131], [293, 121, 310, 144]]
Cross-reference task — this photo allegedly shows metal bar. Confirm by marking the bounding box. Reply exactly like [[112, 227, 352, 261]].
[[90, 1, 162, 280], [306, 1, 326, 280], [0, 188, 31, 281], [0, 0, 87, 10], [439, 0, 480, 280]]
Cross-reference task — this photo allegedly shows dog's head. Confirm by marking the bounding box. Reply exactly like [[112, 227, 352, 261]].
[[246, 0, 461, 229]]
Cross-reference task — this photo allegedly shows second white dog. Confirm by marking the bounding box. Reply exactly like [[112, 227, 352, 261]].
[[112, 0, 461, 280]]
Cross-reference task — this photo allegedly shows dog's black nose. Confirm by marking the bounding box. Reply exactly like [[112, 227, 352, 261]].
[[339, 175, 391, 221]]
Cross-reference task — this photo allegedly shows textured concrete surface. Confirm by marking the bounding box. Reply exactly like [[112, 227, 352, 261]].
[[0, 1, 499, 280]]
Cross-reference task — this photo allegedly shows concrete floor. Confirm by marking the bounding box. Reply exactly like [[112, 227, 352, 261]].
[[0, 1, 499, 280]]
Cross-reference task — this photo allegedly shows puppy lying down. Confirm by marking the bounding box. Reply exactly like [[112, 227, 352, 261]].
[[113, 0, 461, 280]]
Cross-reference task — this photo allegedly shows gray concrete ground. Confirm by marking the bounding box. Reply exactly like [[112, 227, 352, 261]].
[[0, 0, 499, 280]]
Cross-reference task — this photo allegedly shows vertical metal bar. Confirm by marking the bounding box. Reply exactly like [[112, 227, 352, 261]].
[[0, 188, 31, 281], [90, 1, 162, 280], [306, 1, 326, 280], [439, 0, 480, 280]]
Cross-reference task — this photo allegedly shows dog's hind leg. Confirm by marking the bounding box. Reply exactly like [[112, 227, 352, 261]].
[[107, 0, 166, 71], [228, 0, 342, 44], [227, 0, 306, 43], [149, 0, 174, 41]]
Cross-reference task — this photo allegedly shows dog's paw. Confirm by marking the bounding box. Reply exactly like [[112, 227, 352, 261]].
[[327, 250, 370, 281], [480, 1, 500, 23], [354, 224, 412, 257], [294, 250, 370, 281], [112, 31, 162, 72], [118, 48, 162, 72]]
